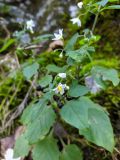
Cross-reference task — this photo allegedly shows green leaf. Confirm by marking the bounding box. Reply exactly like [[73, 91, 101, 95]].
[[64, 33, 79, 51], [23, 62, 39, 80], [14, 134, 30, 158], [26, 106, 56, 143], [60, 144, 83, 160], [61, 98, 89, 130], [32, 136, 60, 160], [38, 75, 52, 87], [66, 49, 87, 62], [67, 57, 75, 66], [92, 66, 119, 86], [66, 45, 95, 62], [80, 107, 114, 152], [46, 64, 67, 73], [21, 100, 45, 125], [61, 97, 114, 152], [0, 39, 15, 53], [101, 5, 120, 11], [68, 81, 89, 97]]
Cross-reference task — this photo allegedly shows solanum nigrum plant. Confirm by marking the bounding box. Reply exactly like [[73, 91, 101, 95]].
[[12, 1, 120, 160]]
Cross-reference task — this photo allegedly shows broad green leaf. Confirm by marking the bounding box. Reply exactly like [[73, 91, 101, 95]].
[[26, 106, 56, 143], [46, 64, 67, 73], [66, 45, 95, 62], [64, 33, 79, 51], [38, 75, 52, 87], [0, 39, 15, 53], [67, 57, 75, 66], [32, 136, 59, 160], [61, 97, 114, 152], [43, 92, 54, 101], [21, 100, 45, 125], [66, 49, 87, 62], [80, 107, 114, 152], [14, 134, 30, 158], [61, 98, 90, 129], [68, 81, 89, 97], [60, 144, 83, 160], [92, 66, 119, 86], [23, 62, 39, 80]]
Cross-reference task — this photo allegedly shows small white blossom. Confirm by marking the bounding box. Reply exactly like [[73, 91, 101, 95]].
[[70, 17, 81, 27], [53, 83, 69, 95], [77, 2, 83, 9], [26, 20, 35, 33], [3, 148, 21, 160], [58, 73, 66, 78], [52, 29, 63, 41]]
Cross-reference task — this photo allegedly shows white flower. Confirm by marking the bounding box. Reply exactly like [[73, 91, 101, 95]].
[[58, 73, 66, 78], [3, 148, 21, 160], [52, 29, 63, 41], [77, 2, 83, 9], [53, 83, 69, 95], [70, 17, 81, 27], [26, 20, 35, 33]]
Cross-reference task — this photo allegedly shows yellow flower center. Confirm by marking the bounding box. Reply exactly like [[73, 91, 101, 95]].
[[57, 85, 63, 92]]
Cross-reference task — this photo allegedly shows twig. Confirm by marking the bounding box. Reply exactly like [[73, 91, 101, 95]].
[[114, 147, 120, 155], [24, 44, 43, 50]]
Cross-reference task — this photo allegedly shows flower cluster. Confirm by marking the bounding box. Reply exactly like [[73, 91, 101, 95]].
[[53, 73, 69, 95], [52, 2, 83, 40], [70, 1, 83, 27]]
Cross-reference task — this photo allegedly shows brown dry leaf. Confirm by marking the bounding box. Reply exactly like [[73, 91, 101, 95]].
[[47, 40, 64, 52]]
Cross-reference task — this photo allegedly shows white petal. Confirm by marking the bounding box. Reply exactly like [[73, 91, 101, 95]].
[[59, 29, 63, 36], [60, 88, 65, 95], [52, 29, 63, 41], [77, 2, 83, 9], [77, 19, 81, 26], [5, 148, 13, 160], [66, 85, 69, 90], [70, 17, 81, 27], [58, 73, 66, 78], [54, 33, 59, 38]]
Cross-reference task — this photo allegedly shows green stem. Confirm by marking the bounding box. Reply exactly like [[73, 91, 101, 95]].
[[92, 6, 101, 33], [76, 63, 81, 80]]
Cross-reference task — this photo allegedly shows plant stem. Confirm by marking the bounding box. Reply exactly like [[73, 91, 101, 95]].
[[92, 6, 101, 33], [76, 63, 81, 80]]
